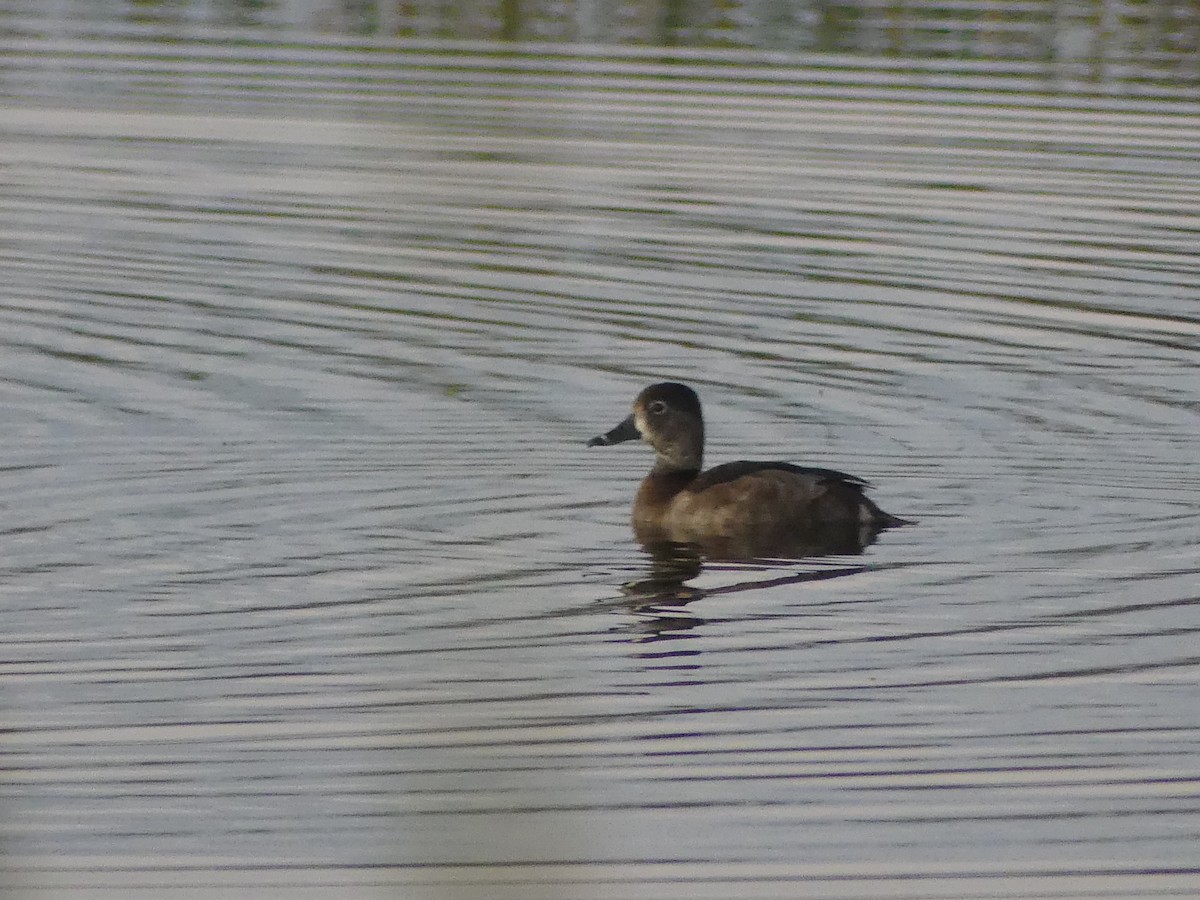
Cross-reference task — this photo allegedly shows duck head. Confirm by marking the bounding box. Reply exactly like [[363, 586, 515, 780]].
[[587, 382, 704, 473]]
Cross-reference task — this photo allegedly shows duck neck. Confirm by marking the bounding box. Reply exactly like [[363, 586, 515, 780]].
[[651, 449, 702, 476]]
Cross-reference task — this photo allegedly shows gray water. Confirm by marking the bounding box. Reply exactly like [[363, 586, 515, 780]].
[[2, 4, 1199, 899]]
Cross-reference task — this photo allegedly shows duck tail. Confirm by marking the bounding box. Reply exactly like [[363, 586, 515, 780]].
[[860, 495, 911, 529]]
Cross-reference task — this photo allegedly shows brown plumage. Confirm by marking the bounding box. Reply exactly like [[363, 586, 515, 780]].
[[587, 382, 908, 558]]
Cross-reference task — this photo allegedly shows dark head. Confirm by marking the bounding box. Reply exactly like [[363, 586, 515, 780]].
[[587, 382, 705, 473]]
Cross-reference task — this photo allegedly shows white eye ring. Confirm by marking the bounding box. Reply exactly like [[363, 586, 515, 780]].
[[647, 400, 667, 415]]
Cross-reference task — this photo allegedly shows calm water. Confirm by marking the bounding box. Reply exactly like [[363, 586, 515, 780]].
[[2, 5, 1199, 900]]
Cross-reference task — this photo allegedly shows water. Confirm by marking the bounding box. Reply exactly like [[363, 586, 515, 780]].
[[2, 5, 1199, 899]]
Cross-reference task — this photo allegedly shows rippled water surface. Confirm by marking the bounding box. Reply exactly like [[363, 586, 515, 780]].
[[2, 7, 1199, 900]]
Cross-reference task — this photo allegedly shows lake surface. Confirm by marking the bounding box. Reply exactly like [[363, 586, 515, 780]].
[[1, 4, 1199, 899]]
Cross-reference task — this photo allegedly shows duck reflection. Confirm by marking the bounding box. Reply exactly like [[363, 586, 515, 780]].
[[618, 524, 880, 636]]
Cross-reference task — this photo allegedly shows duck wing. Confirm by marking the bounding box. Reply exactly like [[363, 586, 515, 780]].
[[688, 461, 872, 493]]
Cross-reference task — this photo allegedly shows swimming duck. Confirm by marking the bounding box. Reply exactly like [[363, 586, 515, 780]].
[[587, 382, 907, 557]]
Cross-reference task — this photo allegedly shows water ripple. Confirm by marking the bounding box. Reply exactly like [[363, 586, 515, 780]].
[[1, 13, 1198, 900]]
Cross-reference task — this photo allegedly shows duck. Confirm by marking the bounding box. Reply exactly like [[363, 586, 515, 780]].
[[587, 382, 908, 558]]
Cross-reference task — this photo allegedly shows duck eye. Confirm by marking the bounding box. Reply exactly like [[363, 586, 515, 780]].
[[647, 400, 667, 416]]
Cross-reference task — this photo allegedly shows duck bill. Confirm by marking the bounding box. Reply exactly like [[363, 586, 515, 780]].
[[587, 414, 639, 447]]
